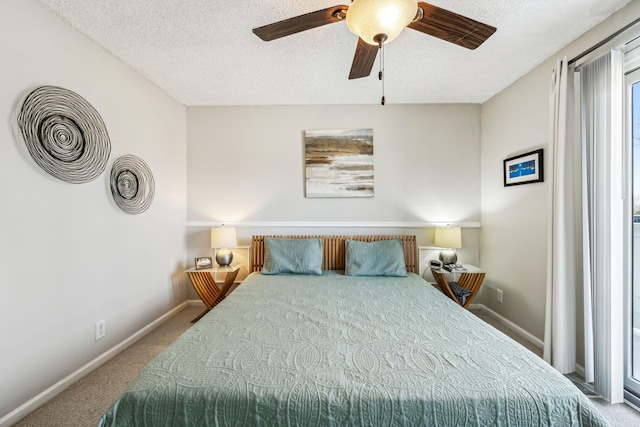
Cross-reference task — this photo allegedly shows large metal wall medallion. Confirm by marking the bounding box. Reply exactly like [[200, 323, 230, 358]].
[[110, 155, 155, 214], [16, 86, 111, 183]]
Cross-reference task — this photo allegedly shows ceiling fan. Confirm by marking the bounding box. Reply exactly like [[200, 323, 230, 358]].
[[253, 0, 497, 80]]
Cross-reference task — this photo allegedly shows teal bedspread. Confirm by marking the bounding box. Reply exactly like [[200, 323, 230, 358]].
[[100, 271, 608, 426]]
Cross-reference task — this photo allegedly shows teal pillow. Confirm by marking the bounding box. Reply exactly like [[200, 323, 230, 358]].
[[262, 238, 323, 275], [344, 239, 407, 277]]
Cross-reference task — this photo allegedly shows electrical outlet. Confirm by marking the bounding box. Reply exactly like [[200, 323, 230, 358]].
[[496, 289, 503, 304], [95, 320, 106, 341]]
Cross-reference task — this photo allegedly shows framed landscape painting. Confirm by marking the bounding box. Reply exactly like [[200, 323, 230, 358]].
[[304, 129, 374, 198], [503, 149, 544, 187]]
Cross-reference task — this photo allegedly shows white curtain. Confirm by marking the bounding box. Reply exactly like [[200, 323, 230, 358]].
[[580, 50, 624, 403], [544, 57, 577, 374]]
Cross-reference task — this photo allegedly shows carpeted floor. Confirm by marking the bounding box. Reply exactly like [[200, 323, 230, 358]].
[[12, 305, 640, 426], [14, 305, 202, 427], [472, 309, 640, 427]]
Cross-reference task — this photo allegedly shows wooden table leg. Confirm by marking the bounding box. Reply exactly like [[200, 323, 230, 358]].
[[430, 267, 485, 308], [187, 267, 240, 322]]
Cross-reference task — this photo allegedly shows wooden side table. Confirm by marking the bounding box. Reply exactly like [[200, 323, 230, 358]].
[[185, 264, 240, 322], [430, 264, 485, 308]]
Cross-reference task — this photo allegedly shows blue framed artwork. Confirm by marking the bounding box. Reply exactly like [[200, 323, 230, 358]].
[[503, 149, 544, 186]]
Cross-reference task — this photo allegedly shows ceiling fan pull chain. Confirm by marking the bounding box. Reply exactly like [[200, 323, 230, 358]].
[[379, 42, 385, 105]]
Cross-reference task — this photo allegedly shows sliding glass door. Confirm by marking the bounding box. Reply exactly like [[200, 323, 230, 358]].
[[625, 67, 640, 403]]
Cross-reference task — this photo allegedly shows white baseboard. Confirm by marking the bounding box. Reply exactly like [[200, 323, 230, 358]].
[[0, 301, 191, 427], [471, 305, 595, 381], [470, 303, 544, 349]]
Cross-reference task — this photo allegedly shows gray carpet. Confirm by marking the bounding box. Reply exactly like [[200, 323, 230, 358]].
[[563, 374, 640, 426], [471, 309, 640, 427], [14, 305, 201, 427], [12, 305, 640, 426]]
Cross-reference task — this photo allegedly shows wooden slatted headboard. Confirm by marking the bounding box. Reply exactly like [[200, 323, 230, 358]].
[[250, 235, 418, 274]]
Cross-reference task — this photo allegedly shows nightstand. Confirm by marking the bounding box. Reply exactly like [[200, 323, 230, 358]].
[[185, 264, 240, 322], [430, 264, 485, 308]]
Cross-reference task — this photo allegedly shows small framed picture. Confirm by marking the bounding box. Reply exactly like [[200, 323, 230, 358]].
[[503, 149, 544, 187], [195, 257, 212, 270]]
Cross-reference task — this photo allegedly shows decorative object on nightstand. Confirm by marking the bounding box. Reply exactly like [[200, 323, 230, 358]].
[[185, 264, 240, 322], [211, 226, 237, 267], [434, 226, 462, 265], [194, 256, 212, 270], [430, 264, 485, 308]]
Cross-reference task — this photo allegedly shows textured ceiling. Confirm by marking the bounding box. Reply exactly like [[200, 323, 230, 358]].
[[38, 0, 632, 106]]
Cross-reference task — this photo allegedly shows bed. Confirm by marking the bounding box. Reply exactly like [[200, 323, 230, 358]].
[[99, 235, 608, 426]]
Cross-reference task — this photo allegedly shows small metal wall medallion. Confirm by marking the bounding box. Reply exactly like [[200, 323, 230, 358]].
[[110, 155, 155, 214]]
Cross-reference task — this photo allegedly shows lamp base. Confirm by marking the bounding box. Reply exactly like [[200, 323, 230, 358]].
[[439, 249, 457, 266], [215, 248, 233, 267]]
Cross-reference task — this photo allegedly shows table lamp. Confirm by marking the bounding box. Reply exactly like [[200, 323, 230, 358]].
[[210, 226, 237, 267], [434, 226, 462, 265]]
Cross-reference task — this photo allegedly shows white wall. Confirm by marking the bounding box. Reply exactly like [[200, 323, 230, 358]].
[[187, 105, 481, 224], [480, 1, 640, 343], [186, 104, 483, 293], [0, 0, 188, 421]]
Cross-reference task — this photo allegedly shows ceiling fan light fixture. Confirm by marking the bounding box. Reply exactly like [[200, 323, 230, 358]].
[[346, 0, 418, 46]]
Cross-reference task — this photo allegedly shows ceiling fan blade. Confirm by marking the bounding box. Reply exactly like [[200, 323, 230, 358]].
[[408, 2, 496, 50], [349, 38, 378, 79], [253, 5, 349, 41]]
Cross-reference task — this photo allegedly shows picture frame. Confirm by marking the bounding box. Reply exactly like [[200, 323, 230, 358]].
[[304, 129, 374, 198], [195, 257, 213, 270], [503, 149, 544, 187]]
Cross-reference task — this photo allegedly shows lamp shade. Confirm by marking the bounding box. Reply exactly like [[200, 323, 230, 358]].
[[210, 227, 237, 249], [346, 0, 418, 46], [434, 227, 462, 249]]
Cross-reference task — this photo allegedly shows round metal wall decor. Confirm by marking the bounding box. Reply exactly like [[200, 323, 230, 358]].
[[110, 155, 155, 214], [16, 86, 111, 183]]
